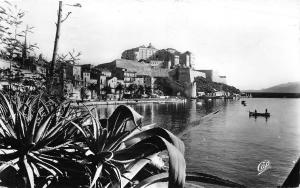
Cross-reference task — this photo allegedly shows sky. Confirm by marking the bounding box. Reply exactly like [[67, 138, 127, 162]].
[[3, 0, 300, 90]]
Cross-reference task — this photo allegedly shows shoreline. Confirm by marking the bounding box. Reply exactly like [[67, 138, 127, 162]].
[[72, 98, 187, 106]]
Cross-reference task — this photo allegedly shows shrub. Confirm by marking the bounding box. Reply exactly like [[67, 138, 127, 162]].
[[0, 93, 186, 188], [0, 92, 87, 187], [71, 105, 186, 188]]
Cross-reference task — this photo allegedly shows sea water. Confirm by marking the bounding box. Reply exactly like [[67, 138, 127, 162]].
[[97, 98, 300, 187]]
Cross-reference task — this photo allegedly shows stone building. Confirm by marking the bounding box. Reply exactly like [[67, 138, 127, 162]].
[[96, 59, 170, 93], [96, 59, 152, 77], [64, 64, 82, 87], [134, 76, 145, 86], [149, 60, 164, 68], [107, 77, 118, 93], [82, 72, 90, 87], [122, 70, 136, 87], [96, 58, 207, 98], [150, 49, 181, 68], [180, 51, 194, 68], [121, 43, 158, 61]]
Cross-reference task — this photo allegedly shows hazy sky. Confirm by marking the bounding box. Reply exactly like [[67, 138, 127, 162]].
[[4, 0, 300, 90]]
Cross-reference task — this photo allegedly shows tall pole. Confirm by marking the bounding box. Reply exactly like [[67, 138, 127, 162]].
[[22, 25, 28, 66], [48, 1, 62, 92]]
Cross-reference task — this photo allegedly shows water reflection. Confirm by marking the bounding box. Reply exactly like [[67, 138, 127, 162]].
[[95, 99, 300, 187], [249, 115, 269, 122], [96, 99, 229, 135]]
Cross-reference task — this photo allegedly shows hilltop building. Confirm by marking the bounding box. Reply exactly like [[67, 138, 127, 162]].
[[96, 58, 205, 98], [1, 43, 228, 99], [121, 44, 195, 69], [180, 51, 195, 68], [121, 43, 158, 61]]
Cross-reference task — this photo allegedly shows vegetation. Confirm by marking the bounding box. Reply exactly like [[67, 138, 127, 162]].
[[0, 92, 186, 188], [127, 84, 137, 95], [194, 76, 240, 94], [0, 2, 38, 61], [115, 83, 124, 99], [137, 85, 145, 96], [0, 2, 45, 96], [87, 83, 98, 99], [0, 92, 83, 187], [154, 78, 173, 96], [102, 85, 112, 100], [145, 86, 152, 96], [80, 87, 89, 101]]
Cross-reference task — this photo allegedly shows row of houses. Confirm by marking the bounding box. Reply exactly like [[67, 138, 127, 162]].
[[1, 43, 228, 99], [52, 61, 158, 100], [0, 57, 157, 100]]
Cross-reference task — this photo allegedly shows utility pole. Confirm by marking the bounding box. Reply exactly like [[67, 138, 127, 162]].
[[48, 1, 62, 92]]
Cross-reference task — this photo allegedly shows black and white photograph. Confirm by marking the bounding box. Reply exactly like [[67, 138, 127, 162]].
[[0, 0, 299, 187]]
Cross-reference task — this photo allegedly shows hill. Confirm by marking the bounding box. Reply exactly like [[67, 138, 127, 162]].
[[258, 82, 300, 93], [194, 76, 240, 94]]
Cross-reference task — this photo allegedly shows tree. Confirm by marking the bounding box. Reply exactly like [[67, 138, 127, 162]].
[[21, 25, 38, 67], [0, 2, 24, 59], [87, 83, 97, 99], [80, 86, 89, 101], [154, 78, 172, 95], [137, 85, 145, 97], [52, 50, 82, 98], [145, 86, 152, 96], [0, 2, 37, 60], [115, 83, 124, 100], [194, 76, 240, 94], [0, 2, 39, 95], [127, 83, 137, 98], [48, 1, 82, 92], [102, 85, 111, 100]]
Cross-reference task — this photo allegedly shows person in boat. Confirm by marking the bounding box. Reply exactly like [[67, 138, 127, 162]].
[[265, 108, 268, 113], [255, 109, 257, 114]]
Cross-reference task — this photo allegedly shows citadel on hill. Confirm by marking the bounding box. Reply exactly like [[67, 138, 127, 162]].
[[96, 43, 227, 97], [0, 43, 228, 100]]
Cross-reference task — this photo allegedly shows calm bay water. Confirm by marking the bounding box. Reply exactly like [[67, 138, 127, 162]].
[[96, 98, 300, 187]]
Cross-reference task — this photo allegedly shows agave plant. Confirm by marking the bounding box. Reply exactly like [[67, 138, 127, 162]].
[[0, 92, 86, 188], [72, 105, 186, 188], [0, 91, 187, 188]]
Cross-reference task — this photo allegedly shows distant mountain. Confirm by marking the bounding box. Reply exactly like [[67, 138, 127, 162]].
[[247, 82, 300, 93]]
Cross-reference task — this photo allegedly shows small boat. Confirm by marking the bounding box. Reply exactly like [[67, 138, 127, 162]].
[[241, 100, 246, 104], [249, 111, 270, 117]]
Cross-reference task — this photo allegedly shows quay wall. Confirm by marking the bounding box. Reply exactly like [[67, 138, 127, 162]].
[[72, 98, 186, 106]]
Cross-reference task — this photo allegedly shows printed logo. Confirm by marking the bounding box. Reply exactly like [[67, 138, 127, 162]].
[[257, 160, 271, 175]]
